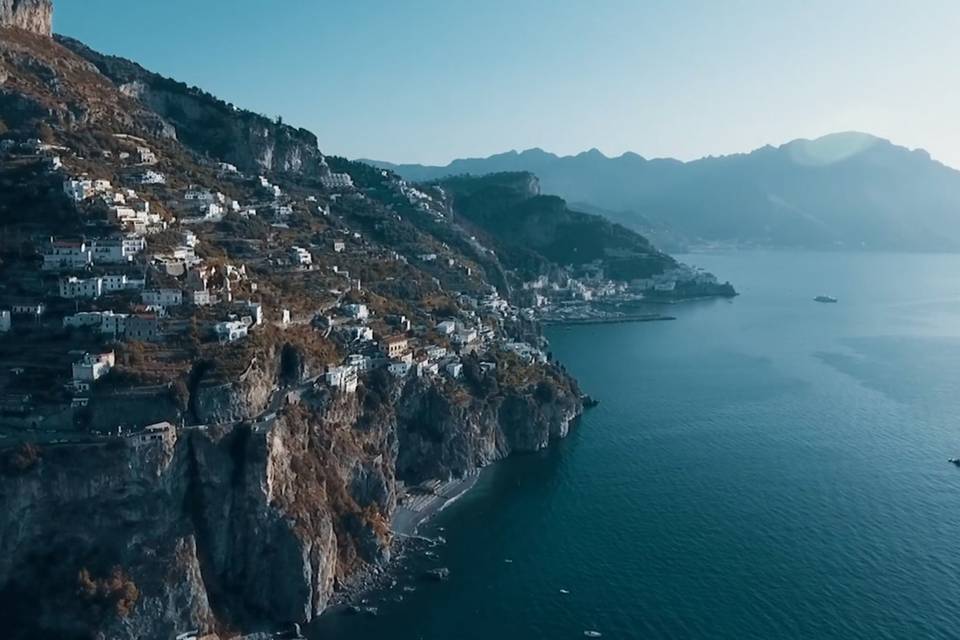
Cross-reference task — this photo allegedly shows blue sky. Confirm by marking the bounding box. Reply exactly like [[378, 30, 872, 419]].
[[55, 0, 960, 167]]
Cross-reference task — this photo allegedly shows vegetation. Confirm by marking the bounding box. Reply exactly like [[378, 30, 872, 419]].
[[77, 566, 140, 618], [435, 172, 676, 280]]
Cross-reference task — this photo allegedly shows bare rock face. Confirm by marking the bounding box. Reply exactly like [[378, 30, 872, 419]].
[[0, 345, 582, 639], [0, 0, 52, 36]]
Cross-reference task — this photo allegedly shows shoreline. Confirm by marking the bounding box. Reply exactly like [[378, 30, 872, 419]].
[[391, 470, 481, 537], [322, 470, 482, 612], [541, 313, 675, 326]]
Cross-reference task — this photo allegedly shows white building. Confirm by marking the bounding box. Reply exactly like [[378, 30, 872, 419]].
[[130, 421, 177, 450], [189, 289, 213, 306], [63, 178, 93, 202], [343, 325, 373, 342], [325, 365, 358, 393], [99, 311, 129, 336], [346, 354, 371, 372], [72, 351, 115, 382], [343, 303, 369, 320], [138, 170, 166, 185], [415, 360, 439, 377], [445, 361, 463, 379], [333, 240, 346, 253], [320, 172, 354, 190], [452, 328, 478, 345], [436, 320, 457, 335], [142, 289, 183, 307], [199, 202, 225, 218], [184, 188, 222, 203], [101, 274, 144, 293], [290, 246, 312, 266], [11, 303, 44, 317], [91, 235, 145, 264], [63, 312, 104, 329], [137, 146, 157, 164], [424, 345, 447, 361], [60, 276, 103, 299], [388, 361, 412, 377], [239, 301, 263, 326], [42, 240, 93, 271], [214, 320, 248, 343]]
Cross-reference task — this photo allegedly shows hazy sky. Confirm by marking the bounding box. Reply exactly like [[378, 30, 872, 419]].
[[55, 0, 960, 167]]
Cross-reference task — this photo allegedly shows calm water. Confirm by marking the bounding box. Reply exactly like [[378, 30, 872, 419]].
[[311, 251, 960, 640]]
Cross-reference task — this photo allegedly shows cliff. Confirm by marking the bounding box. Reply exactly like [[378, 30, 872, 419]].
[[56, 36, 329, 176], [0, 351, 582, 639], [0, 13, 596, 639], [0, 0, 51, 36]]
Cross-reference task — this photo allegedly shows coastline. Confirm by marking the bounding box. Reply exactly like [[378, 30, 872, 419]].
[[391, 471, 482, 537], [322, 471, 483, 612], [541, 313, 675, 326]]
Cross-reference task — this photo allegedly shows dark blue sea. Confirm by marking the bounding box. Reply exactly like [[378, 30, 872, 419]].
[[311, 251, 960, 639]]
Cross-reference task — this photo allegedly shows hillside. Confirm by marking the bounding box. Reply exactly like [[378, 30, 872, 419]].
[[0, 19, 591, 640], [0, 4, 739, 637], [432, 171, 677, 282], [370, 132, 960, 251]]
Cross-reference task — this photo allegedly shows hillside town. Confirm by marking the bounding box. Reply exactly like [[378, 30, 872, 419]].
[[0, 133, 566, 444]]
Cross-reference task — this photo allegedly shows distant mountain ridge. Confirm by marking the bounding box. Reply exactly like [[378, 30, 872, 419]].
[[367, 133, 960, 251]]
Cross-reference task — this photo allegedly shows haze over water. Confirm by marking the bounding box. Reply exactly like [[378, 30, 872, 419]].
[[312, 251, 960, 639]]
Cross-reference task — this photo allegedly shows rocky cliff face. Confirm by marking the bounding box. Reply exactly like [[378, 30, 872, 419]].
[[56, 36, 329, 176], [0, 0, 52, 36], [0, 351, 582, 639]]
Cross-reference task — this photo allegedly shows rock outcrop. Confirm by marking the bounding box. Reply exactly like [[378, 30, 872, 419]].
[[0, 0, 52, 36], [56, 35, 330, 176]]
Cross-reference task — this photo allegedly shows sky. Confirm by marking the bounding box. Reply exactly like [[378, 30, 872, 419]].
[[54, 0, 960, 168]]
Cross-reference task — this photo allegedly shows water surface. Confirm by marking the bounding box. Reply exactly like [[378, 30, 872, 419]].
[[311, 251, 960, 639]]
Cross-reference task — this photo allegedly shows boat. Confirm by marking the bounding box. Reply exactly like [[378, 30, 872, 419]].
[[948, 458, 960, 466], [584, 632, 603, 638], [814, 295, 838, 303]]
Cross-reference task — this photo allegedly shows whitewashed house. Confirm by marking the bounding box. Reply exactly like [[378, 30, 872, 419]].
[[138, 170, 166, 185], [325, 365, 358, 393], [43, 240, 92, 271], [72, 351, 115, 382], [214, 320, 248, 343], [290, 246, 312, 266], [343, 303, 369, 320], [63, 178, 93, 202], [142, 289, 183, 307], [60, 276, 103, 299], [320, 172, 354, 190]]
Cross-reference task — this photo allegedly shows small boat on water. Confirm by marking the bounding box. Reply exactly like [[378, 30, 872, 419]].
[[814, 295, 838, 303], [584, 632, 603, 638], [948, 458, 960, 466]]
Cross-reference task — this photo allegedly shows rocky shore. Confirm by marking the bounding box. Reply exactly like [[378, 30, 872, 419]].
[[0, 349, 583, 639]]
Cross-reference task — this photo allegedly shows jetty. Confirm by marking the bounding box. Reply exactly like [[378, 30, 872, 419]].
[[541, 313, 676, 326]]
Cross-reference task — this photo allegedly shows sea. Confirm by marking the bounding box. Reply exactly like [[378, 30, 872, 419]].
[[310, 251, 960, 640]]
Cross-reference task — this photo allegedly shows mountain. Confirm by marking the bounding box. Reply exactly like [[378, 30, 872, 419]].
[[368, 133, 960, 251]]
